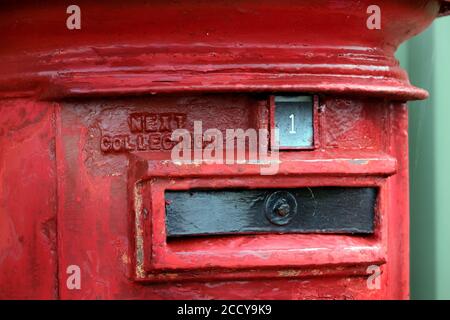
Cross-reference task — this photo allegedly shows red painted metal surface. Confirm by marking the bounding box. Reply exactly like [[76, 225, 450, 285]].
[[0, 0, 447, 299]]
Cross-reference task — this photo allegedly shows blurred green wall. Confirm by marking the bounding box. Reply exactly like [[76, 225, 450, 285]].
[[396, 16, 450, 300]]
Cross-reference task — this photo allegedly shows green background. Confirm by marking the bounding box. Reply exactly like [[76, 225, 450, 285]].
[[396, 16, 450, 299]]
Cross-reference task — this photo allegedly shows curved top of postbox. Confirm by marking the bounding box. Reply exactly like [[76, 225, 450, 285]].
[[0, 0, 447, 101]]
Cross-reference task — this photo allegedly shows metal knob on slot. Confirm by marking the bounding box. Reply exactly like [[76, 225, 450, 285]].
[[264, 191, 298, 226]]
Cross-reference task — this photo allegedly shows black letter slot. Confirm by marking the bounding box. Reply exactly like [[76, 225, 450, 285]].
[[165, 187, 377, 238]]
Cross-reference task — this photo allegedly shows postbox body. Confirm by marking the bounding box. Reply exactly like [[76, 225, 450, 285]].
[[0, 0, 448, 299]]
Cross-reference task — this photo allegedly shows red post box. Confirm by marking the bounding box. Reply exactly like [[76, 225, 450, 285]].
[[0, 0, 448, 300]]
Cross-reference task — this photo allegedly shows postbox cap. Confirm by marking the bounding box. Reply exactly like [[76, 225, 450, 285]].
[[0, 0, 448, 101]]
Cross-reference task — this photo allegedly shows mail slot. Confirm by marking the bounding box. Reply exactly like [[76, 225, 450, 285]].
[[0, 0, 448, 300], [166, 187, 377, 237]]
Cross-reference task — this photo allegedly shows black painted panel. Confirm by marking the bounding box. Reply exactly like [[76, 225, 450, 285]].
[[165, 187, 377, 237]]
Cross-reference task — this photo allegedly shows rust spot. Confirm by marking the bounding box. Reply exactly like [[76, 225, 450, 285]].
[[311, 269, 323, 276], [134, 183, 145, 279], [121, 252, 130, 265], [161, 273, 178, 279], [278, 270, 301, 277]]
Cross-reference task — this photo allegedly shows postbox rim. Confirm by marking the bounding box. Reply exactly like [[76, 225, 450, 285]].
[[0, 45, 429, 101], [0, 0, 445, 101]]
